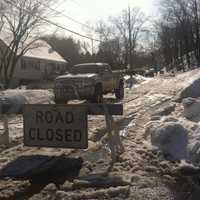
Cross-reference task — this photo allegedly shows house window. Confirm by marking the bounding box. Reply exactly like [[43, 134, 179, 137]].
[[57, 64, 60, 71], [60, 64, 65, 73], [21, 60, 27, 70], [35, 61, 40, 70], [49, 63, 54, 68]]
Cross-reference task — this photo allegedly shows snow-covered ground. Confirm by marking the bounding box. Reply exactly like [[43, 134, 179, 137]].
[[1, 70, 200, 199]]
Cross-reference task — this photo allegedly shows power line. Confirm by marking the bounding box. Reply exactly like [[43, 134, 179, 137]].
[[67, 0, 81, 8], [3, 0, 102, 42], [40, 1, 95, 32]]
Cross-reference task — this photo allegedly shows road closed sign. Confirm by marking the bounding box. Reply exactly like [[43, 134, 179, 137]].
[[23, 105, 88, 149]]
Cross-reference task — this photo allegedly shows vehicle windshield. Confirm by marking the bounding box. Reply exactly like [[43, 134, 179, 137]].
[[70, 64, 102, 74]]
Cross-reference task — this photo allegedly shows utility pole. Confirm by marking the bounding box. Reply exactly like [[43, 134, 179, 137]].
[[91, 39, 94, 55], [194, 0, 200, 66], [128, 5, 132, 72]]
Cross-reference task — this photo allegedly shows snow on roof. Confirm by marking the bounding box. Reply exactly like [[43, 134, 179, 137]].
[[23, 40, 67, 63], [74, 63, 109, 67], [0, 32, 67, 63]]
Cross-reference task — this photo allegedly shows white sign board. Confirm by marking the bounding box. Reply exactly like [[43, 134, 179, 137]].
[[23, 105, 88, 149]]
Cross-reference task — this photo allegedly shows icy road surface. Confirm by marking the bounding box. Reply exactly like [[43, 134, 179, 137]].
[[0, 70, 200, 199]]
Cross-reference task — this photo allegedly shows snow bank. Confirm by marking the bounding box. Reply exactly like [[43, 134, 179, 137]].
[[183, 97, 200, 122], [175, 78, 200, 102], [0, 89, 54, 104], [124, 75, 151, 88], [0, 95, 27, 114], [145, 120, 188, 160], [145, 116, 200, 163]]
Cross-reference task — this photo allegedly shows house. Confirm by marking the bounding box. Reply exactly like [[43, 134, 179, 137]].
[[0, 38, 68, 87]]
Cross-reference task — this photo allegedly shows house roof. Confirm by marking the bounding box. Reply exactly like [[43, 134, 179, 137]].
[[0, 32, 67, 63], [23, 40, 67, 63]]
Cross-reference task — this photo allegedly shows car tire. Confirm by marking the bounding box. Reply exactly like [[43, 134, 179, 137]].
[[54, 97, 67, 104], [115, 81, 124, 100], [92, 84, 103, 103], [54, 97, 61, 104]]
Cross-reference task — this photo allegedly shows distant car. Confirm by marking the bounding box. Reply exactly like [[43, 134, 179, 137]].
[[0, 83, 4, 90], [54, 63, 124, 103], [159, 69, 165, 75], [133, 68, 146, 76], [144, 68, 155, 77]]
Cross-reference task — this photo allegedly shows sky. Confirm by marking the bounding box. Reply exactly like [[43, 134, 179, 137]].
[[63, 0, 157, 21], [49, 0, 158, 50]]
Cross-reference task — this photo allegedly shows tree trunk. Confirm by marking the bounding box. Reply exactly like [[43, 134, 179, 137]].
[[193, 0, 200, 67]]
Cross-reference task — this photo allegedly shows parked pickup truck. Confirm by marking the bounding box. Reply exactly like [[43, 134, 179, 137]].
[[54, 63, 124, 103]]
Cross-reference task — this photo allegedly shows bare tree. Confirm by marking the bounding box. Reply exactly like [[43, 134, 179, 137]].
[[0, 0, 57, 88], [95, 8, 146, 70], [95, 21, 124, 68], [190, 0, 200, 66], [96, 20, 114, 42], [0, 1, 6, 33], [110, 7, 146, 69], [43, 34, 82, 66], [156, 0, 200, 70]]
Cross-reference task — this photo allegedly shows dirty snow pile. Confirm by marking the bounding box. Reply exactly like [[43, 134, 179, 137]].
[[124, 75, 151, 88], [145, 74, 200, 164], [0, 89, 54, 104]]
